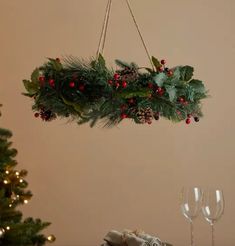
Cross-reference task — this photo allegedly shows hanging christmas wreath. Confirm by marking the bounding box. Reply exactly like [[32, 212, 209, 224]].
[[22, 55, 207, 127], [22, 0, 208, 127]]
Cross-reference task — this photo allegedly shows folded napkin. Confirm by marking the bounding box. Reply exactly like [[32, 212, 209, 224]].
[[103, 229, 170, 246]]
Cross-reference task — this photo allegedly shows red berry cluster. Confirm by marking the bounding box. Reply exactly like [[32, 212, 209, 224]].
[[34, 107, 56, 121], [185, 114, 200, 125], [68, 80, 85, 92], [147, 83, 165, 97], [158, 59, 173, 76], [108, 73, 128, 89], [178, 97, 188, 106]]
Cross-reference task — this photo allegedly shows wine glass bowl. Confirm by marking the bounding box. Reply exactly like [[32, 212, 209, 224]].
[[202, 189, 224, 225], [180, 187, 202, 246], [180, 187, 203, 221], [201, 189, 225, 246]]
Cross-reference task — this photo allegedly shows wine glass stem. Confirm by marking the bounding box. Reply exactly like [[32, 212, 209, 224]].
[[211, 224, 215, 246], [190, 221, 194, 246]]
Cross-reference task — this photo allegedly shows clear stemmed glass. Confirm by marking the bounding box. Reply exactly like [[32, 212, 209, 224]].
[[180, 187, 202, 246], [201, 189, 225, 246]]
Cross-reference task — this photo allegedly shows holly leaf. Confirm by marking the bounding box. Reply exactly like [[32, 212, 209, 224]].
[[23, 80, 39, 95], [145, 67, 154, 74], [180, 66, 194, 81], [153, 72, 168, 87], [48, 58, 63, 71], [98, 53, 106, 67], [152, 56, 161, 69], [165, 85, 176, 102], [189, 79, 206, 93], [31, 68, 40, 83]]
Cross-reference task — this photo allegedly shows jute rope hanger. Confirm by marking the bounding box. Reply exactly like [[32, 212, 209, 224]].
[[96, 0, 155, 71]]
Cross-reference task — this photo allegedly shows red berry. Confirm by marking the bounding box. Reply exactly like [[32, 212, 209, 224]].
[[108, 80, 113, 85], [69, 81, 75, 88], [121, 113, 127, 119], [168, 70, 173, 76], [34, 113, 39, 118], [158, 66, 164, 72], [128, 98, 135, 104], [39, 76, 45, 82], [49, 79, 55, 87], [114, 73, 120, 80], [78, 84, 85, 91], [186, 118, 191, 124], [157, 87, 164, 96], [56, 58, 60, 62], [122, 81, 127, 88], [115, 82, 120, 88], [184, 101, 189, 106], [161, 59, 166, 65], [147, 120, 152, 124], [120, 104, 128, 111], [179, 97, 185, 103], [148, 82, 153, 89], [177, 110, 182, 115]]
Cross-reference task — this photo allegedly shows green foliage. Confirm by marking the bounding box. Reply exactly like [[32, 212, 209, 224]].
[[0, 116, 51, 245], [180, 66, 194, 81], [22, 55, 208, 127], [151, 56, 161, 70]]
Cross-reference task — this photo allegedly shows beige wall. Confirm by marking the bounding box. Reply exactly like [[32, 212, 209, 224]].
[[0, 0, 235, 245]]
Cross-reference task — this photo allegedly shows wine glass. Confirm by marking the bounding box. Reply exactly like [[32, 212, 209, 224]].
[[201, 189, 225, 246], [180, 187, 202, 246]]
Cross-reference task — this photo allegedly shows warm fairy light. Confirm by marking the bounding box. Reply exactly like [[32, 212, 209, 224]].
[[19, 179, 23, 183], [47, 235, 56, 243], [15, 171, 20, 175], [24, 200, 28, 204], [5, 170, 9, 174], [0, 228, 5, 236], [9, 204, 12, 207], [6, 226, 10, 230], [16, 195, 20, 198], [3, 180, 8, 184]]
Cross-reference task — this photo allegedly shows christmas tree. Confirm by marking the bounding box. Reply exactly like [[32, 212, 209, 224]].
[[0, 104, 55, 245]]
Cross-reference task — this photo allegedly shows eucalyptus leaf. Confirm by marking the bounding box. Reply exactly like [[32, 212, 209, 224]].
[[153, 73, 168, 87], [165, 85, 176, 102]]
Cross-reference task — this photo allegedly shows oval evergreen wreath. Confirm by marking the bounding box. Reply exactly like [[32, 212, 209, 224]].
[[22, 55, 207, 127]]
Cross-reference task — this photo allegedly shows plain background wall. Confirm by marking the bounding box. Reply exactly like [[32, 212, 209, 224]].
[[0, 0, 235, 245]]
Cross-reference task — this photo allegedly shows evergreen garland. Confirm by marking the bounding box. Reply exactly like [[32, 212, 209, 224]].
[[23, 55, 208, 127]]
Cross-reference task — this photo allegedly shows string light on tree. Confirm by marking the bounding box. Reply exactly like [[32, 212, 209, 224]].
[[0, 105, 54, 245], [0, 228, 5, 238], [47, 235, 56, 243]]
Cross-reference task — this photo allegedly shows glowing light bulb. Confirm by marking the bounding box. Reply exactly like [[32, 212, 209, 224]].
[[3, 180, 8, 184], [9, 204, 12, 207], [19, 179, 23, 183], [15, 171, 20, 176], [24, 200, 28, 204], [5, 171, 9, 174], [6, 226, 10, 230]]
